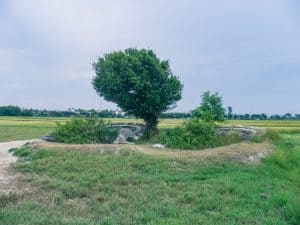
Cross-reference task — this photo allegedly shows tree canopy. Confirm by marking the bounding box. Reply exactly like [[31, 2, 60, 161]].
[[193, 91, 225, 122], [92, 48, 183, 132]]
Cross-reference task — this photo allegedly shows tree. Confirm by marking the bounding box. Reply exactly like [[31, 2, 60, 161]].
[[270, 114, 281, 120], [283, 113, 293, 120], [260, 113, 268, 120], [244, 113, 250, 120], [92, 48, 183, 133], [193, 91, 225, 121], [227, 106, 233, 119], [0, 106, 21, 116]]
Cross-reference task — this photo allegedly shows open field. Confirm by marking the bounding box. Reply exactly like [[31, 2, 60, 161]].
[[0, 117, 299, 224], [0, 117, 184, 142], [0, 134, 298, 224], [227, 120, 300, 133], [0, 117, 57, 142], [1, 116, 300, 142]]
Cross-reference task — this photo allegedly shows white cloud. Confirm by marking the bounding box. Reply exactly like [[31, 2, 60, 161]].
[[0, 48, 32, 77], [9, 0, 141, 53], [1, 0, 300, 113]]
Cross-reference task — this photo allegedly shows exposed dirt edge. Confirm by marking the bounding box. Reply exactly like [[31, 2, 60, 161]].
[[0, 140, 38, 194]]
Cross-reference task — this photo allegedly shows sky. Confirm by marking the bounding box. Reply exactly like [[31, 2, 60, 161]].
[[0, 0, 300, 114]]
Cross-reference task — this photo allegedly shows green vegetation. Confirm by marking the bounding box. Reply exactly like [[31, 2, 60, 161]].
[[151, 119, 241, 150], [2, 116, 300, 142], [0, 125, 52, 142], [0, 117, 57, 142], [1, 133, 298, 225], [93, 48, 183, 132], [193, 91, 225, 122], [149, 92, 239, 149], [227, 120, 300, 134], [1, 105, 300, 120], [52, 118, 119, 144]]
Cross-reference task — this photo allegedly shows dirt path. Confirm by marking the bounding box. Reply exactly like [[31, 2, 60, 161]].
[[0, 140, 38, 194]]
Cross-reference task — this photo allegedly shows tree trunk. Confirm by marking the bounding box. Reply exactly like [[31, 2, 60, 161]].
[[145, 115, 158, 135]]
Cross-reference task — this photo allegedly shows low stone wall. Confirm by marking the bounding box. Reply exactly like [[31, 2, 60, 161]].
[[109, 123, 145, 144], [217, 125, 266, 140]]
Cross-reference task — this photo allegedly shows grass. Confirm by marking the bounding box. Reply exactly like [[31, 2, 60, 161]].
[[0, 117, 59, 142], [1, 116, 300, 142], [226, 120, 300, 134], [0, 133, 299, 225], [0, 117, 185, 142]]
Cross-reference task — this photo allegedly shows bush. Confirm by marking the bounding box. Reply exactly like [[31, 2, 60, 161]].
[[213, 131, 242, 146], [265, 130, 282, 142], [250, 130, 282, 143], [153, 119, 241, 150], [52, 118, 119, 144]]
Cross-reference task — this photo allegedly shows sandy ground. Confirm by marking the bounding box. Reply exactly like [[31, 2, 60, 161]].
[[0, 140, 38, 194]]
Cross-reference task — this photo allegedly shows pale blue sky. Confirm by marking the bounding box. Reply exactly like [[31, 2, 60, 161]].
[[0, 0, 299, 114]]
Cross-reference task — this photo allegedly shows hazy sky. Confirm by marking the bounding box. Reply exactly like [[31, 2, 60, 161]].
[[1, 0, 300, 114]]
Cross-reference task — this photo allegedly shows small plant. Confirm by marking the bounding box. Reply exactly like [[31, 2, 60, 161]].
[[52, 118, 119, 144], [10, 147, 33, 158], [126, 136, 135, 142]]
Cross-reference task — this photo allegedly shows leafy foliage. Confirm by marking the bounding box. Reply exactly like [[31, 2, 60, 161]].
[[152, 118, 241, 150], [227, 106, 233, 119], [248, 129, 282, 143], [193, 91, 225, 122], [151, 92, 238, 149], [92, 48, 183, 132], [0, 105, 21, 116], [52, 118, 119, 144]]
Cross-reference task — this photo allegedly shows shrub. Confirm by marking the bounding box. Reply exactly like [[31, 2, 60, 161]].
[[265, 130, 282, 142], [52, 118, 119, 144], [153, 119, 241, 150], [126, 136, 135, 142], [213, 131, 242, 146], [10, 147, 33, 158], [250, 130, 282, 143]]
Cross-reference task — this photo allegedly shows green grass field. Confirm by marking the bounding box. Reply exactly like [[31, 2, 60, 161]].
[[0, 133, 299, 224], [0, 116, 299, 224], [1, 116, 300, 142]]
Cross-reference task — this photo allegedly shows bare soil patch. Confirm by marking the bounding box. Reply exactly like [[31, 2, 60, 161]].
[[0, 140, 37, 194]]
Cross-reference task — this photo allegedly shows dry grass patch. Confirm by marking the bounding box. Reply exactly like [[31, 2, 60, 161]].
[[29, 141, 274, 164]]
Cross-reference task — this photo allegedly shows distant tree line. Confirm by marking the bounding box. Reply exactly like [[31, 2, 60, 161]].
[[225, 106, 300, 120], [0, 106, 125, 118], [0, 105, 299, 120], [226, 113, 300, 120]]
